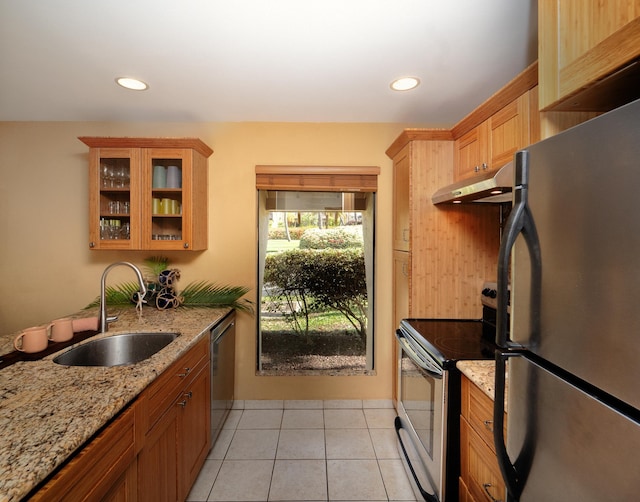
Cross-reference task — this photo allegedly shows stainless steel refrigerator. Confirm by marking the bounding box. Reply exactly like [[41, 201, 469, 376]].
[[493, 98, 640, 501]]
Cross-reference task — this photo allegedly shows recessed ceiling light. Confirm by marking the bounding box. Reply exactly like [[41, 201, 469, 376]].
[[390, 77, 420, 91], [115, 77, 149, 91]]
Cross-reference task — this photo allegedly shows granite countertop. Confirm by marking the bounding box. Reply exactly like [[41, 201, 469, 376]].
[[0, 306, 231, 502], [457, 359, 508, 404]]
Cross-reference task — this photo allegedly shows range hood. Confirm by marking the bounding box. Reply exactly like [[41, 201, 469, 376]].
[[432, 162, 514, 204]]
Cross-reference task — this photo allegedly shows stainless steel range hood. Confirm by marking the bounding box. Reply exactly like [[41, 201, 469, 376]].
[[431, 161, 514, 204]]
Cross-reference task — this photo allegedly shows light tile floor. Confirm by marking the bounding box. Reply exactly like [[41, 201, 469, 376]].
[[187, 400, 417, 502]]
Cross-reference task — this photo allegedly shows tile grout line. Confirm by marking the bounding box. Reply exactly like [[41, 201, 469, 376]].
[[193, 402, 411, 501]]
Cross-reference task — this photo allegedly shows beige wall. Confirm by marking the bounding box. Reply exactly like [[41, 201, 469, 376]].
[[0, 121, 414, 400]]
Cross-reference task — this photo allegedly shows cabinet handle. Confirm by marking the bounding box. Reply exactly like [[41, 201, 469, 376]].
[[184, 391, 193, 400], [482, 483, 503, 502], [483, 419, 494, 433], [178, 367, 191, 378], [178, 399, 188, 408], [401, 262, 408, 277], [402, 229, 409, 242]]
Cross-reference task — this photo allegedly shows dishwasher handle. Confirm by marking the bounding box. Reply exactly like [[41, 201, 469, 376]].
[[211, 313, 235, 343]]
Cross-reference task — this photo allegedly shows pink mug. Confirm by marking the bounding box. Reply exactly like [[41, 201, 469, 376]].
[[14, 325, 51, 353], [50, 318, 74, 342]]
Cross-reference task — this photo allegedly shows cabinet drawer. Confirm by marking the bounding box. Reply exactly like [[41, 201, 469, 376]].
[[461, 376, 505, 453], [460, 417, 505, 502], [145, 336, 208, 431]]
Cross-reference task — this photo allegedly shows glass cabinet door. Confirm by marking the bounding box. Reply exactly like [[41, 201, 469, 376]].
[[89, 147, 140, 249], [142, 148, 189, 250]]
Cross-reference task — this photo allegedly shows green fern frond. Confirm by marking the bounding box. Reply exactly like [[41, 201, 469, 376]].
[[180, 281, 254, 314], [84, 281, 142, 308], [143, 256, 170, 277]]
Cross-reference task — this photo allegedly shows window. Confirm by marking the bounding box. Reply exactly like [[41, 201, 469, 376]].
[[255, 166, 379, 374]]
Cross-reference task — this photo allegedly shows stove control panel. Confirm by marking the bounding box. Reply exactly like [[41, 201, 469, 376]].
[[481, 281, 509, 310]]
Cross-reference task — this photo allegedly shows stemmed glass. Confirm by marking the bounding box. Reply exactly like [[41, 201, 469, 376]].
[[101, 164, 112, 187]]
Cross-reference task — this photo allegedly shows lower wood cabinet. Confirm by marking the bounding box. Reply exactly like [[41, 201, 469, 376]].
[[179, 362, 211, 498], [32, 335, 212, 502], [460, 375, 506, 502], [138, 403, 179, 501], [138, 336, 211, 502], [31, 404, 139, 502]]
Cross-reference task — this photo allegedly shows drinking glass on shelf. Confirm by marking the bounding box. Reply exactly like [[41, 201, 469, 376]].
[[108, 200, 120, 214], [120, 222, 130, 240], [100, 219, 109, 239], [114, 165, 125, 188], [101, 164, 112, 188]]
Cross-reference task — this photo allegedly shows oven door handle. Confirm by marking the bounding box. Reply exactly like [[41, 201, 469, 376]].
[[395, 417, 440, 502], [396, 330, 443, 379]]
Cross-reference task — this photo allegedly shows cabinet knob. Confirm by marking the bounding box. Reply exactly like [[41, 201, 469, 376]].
[[178, 400, 188, 408], [183, 242, 189, 249], [474, 165, 480, 172], [89, 242, 95, 248], [483, 419, 494, 433], [481, 162, 488, 170]]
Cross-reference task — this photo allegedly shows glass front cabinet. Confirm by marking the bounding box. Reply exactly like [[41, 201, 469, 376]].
[[79, 137, 213, 251]]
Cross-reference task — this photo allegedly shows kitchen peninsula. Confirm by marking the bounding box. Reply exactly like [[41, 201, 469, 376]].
[[0, 306, 231, 502]]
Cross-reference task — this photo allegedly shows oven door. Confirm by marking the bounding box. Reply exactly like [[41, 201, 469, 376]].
[[395, 328, 447, 502]]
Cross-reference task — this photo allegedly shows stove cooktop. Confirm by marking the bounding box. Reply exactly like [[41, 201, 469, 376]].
[[399, 318, 496, 369]]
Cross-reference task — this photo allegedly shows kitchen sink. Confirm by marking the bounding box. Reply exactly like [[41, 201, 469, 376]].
[[53, 332, 180, 367]]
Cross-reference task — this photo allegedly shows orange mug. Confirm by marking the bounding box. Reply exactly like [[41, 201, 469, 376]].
[[14, 325, 51, 353], [50, 318, 74, 342]]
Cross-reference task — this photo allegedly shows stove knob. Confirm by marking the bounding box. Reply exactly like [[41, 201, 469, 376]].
[[488, 289, 497, 298], [482, 288, 491, 296]]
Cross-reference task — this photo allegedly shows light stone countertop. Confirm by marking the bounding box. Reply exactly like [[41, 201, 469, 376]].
[[0, 306, 231, 502], [457, 359, 507, 403]]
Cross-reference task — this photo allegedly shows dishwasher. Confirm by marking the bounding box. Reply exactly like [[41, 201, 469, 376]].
[[210, 311, 236, 444]]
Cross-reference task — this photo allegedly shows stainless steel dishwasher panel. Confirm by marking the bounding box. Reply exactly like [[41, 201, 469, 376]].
[[210, 311, 236, 444]]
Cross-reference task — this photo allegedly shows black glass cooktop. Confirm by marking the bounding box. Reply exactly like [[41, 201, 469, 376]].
[[399, 318, 496, 369]]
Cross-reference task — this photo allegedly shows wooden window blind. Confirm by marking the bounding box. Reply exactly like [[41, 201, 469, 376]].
[[255, 165, 380, 192]]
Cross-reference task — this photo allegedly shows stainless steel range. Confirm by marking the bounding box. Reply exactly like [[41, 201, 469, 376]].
[[395, 283, 501, 501]]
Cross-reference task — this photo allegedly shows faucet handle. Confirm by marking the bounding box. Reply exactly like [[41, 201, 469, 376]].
[[106, 315, 119, 324]]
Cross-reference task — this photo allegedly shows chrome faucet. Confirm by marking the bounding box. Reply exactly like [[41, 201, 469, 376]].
[[99, 261, 147, 333]]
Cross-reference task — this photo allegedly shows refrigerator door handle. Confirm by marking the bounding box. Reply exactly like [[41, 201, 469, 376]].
[[493, 350, 522, 501], [494, 149, 541, 501], [496, 149, 541, 348]]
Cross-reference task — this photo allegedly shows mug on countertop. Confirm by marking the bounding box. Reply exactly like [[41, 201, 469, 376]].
[[50, 317, 74, 342], [14, 325, 51, 353], [72, 317, 99, 333]]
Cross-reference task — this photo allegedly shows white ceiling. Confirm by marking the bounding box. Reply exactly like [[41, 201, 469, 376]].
[[0, 0, 537, 125]]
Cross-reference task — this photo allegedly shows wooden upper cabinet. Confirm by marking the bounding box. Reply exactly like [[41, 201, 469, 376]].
[[454, 121, 489, 181], [80, 137, 213, 251], [454, 92, 530, 182], [489, 92, 530, 168], [539, 0, 640, 110]]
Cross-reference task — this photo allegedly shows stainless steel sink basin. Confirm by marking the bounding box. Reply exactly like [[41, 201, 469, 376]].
[[53, 332, 180, 367]]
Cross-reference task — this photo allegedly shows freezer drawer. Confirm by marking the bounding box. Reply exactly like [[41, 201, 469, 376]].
[[506, 355, 640, 501]]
